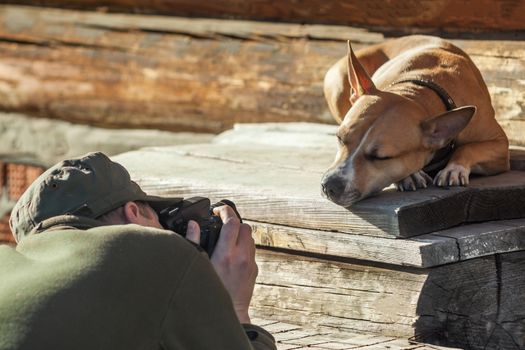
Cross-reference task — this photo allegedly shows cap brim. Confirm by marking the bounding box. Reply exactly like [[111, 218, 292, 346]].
[[140, 195, 183, 212]]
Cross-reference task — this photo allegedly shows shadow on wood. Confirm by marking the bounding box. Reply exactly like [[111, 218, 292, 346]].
[[414, 251, 525, 349], [253, 249, 525, 349]]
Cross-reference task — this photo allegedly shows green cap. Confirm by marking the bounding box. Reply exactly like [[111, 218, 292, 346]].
[[9, 152, 181, 242]]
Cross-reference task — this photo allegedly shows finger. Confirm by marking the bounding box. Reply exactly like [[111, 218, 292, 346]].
[[185, 220, 201, 245], [213, 205, 241, 249], [212, 204, 236, 220], [236, 224, 257, 272], [237, 224, 255, 254]]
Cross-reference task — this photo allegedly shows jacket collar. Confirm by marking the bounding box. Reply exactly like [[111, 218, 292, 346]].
[[30, 215, 103, 235]]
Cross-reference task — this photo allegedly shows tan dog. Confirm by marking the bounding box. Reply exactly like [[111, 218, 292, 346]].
[[321, 35, 509, 207]]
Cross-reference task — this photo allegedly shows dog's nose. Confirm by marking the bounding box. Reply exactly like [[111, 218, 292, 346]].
[[321, 176, 345, 201]]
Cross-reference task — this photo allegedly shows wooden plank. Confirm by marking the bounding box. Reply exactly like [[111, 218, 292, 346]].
[[114, 145, 525, 238], [0, 6, 524, 146], [496, 251, 525, 349], [510, 146, 525, 171], [3, 1, 525, 32], [432, 219, 525, 262], [250, 220, 458, 267], [253, 249, 428, 337], [253, 249, 525, 349], [251, 219, 525, 268]]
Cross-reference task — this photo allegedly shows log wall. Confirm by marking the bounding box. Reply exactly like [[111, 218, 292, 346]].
[[0, 5, 523, 144]]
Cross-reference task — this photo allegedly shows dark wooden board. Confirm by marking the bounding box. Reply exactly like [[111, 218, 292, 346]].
[[510, 147, 525, 171]]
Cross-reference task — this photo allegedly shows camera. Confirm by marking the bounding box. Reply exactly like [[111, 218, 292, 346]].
[[157, 197, 241, 256]]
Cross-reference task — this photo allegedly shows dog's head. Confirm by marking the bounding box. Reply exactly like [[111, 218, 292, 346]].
[[321, 42, 476, 207]]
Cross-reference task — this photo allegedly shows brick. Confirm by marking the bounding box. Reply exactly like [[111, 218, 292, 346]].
[[0, 213, 14, 244], [6, 163, 45, 201], [0, 160, 5, 197], [26, 165, 44, 186], [7, 163, 27, 200]]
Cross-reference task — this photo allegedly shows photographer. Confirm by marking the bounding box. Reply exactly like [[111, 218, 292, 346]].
[[0, 152, 276, 349]]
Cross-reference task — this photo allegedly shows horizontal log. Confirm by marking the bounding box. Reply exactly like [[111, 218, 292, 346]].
[[3, 1, 525, 31], [0, 112, 213, 167], [253, 249, 525, 348], [0, 6, 523, 145]]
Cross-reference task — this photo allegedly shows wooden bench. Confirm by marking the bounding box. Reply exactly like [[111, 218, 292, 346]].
[[114, 123, 525, 350]]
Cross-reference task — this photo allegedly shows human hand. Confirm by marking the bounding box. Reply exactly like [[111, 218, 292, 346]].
[[185, 206, 257, 324]]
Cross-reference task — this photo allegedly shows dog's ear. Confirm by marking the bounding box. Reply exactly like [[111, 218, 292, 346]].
[[347, 41, 376, 104], [421, 106, 476, 149]]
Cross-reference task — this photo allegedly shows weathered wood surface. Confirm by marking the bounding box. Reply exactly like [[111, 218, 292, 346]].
[[4, 0, 525, 32], [0, 6, 524, 145], [114, 140, 525, 238], [253, 249, 525, 349], [510, 147, 525, 171], [252, 318, 459, 350], [250, 218, 525, 268], [0, 112, 213, 167]]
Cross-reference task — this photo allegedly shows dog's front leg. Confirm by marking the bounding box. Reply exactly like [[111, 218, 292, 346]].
[[433, 139, 510, 187], [434, 163, 471, 186], [396, 170, 433, 191]]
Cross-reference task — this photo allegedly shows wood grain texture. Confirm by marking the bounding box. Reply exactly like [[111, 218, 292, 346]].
[[251, 318, 458, 350], [3, 0, 525, 31], [510, 146, 525, 171], [250, 219, 525, 268], [254, 249, 525, 349], [253, 249, 427, 337], [0, 6, 523, 145], [114, 144, 525, 238]]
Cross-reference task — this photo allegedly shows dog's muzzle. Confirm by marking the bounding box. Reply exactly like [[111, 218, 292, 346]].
[[321, 174, 361, 207]]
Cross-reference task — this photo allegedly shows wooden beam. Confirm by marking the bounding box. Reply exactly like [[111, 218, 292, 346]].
[[250, 219, 525, 268], [3, 1, 525, 31], [253, 249, 525, 348], [0, 6, 523, 145], [510, 146, 525, 171], [113, 143, 525, 238]]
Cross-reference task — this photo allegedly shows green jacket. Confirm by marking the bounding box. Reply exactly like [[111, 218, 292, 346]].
[[0, 216, 276, 350]]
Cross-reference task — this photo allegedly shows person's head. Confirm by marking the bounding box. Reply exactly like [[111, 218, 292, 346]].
[[97, 200, 163, 228], [9, 152, 181, 242]]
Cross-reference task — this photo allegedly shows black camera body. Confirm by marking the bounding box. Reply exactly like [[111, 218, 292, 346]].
[[157, 197, 240, 256]]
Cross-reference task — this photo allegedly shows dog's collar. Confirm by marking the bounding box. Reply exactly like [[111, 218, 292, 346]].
[[390, 78, 457, 176], [422, 141, 455, 176], [390, 78, 457, 111]]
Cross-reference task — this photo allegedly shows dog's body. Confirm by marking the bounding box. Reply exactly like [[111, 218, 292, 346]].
[[321, 35, 509, 207]]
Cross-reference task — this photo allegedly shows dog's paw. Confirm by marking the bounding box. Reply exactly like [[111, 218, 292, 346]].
[[396, 170, 433, 191], [434, 164, 470, 187]]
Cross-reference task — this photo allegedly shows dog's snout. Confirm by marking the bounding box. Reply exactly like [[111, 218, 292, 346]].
[[321, 176, 345, 201]]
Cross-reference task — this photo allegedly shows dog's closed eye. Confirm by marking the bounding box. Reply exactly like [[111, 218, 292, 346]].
[[364, 151, 393, 161]]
